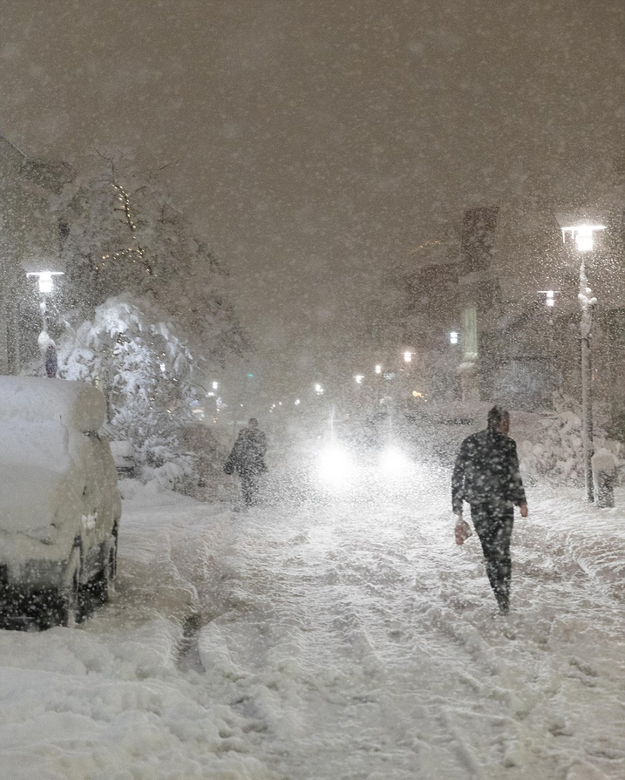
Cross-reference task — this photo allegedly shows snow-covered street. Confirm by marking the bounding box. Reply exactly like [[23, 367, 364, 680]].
[[1, 465, 625, 780], [2, 3, 624, 778]]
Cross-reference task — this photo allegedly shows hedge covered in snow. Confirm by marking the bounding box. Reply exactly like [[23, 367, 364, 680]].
[[516, 393, 624, 487]]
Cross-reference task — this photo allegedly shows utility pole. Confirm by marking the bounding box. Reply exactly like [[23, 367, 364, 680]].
[[579, 258, 596, 502]]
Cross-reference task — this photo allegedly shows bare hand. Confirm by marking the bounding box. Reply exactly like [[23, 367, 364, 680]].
[[455, 517, 471, 545], [520, 503, 528, 518]]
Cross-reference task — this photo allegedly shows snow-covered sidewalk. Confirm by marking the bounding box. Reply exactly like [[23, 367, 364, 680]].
[[0, 470, 624, 779]]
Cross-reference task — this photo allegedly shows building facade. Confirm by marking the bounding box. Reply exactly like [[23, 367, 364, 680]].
[[0, 134, 72, 374]]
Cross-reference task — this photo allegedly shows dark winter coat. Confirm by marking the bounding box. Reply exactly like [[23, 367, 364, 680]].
[[451, 428, 526, 514], [224, 427, 268, 477]]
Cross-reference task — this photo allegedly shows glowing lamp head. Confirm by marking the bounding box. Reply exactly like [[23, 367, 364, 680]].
[[449, 331, 459, 345], [375, 364, 382, 374], [562, 224, 606, 253], [27, 270, 64, 294], [38, 273, 53, 293], [539, 290, 558, 308], [404, 351, 412, 363]]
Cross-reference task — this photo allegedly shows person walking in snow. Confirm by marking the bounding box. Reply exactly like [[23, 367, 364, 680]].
[[451, 405, 528, 614], [224, 418, 268, 508]]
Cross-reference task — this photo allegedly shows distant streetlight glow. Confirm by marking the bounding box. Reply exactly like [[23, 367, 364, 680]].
[[212, 381, 218, 390], [295, 399, 301, 405], [561, 224, 606, 253], [354, 374, 364, 384], [375, 364, 382, 374], [449, 331, 459, 345], [315, 383, 324, 395], [403, 351, 412, 363], [539, 290, 558, 307]]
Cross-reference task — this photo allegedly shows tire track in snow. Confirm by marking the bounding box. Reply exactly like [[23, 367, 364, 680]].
[[174, 469, 625, 779]]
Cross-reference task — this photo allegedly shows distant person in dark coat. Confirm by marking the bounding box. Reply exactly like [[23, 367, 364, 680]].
[[452, 405, 528, 614], [224, 418, 268, 508]]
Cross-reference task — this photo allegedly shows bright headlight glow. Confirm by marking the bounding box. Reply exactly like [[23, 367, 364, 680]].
[[380, 447, 411, 478], [318, 445, 354, 489]]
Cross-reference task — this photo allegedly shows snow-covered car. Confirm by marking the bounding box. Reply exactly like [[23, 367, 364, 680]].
[[0, 377, 122, 628], [109, 439, 136, 479]]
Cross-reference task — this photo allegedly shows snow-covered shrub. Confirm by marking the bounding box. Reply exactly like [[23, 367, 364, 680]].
[[517, 392, 623, 486], [57, 294, 199, 492]]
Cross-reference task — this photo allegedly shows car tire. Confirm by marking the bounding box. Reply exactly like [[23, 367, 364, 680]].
[[60, 547, 83, 628]]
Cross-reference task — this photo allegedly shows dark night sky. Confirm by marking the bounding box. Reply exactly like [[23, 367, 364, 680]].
[[1, 0, 624, 393]]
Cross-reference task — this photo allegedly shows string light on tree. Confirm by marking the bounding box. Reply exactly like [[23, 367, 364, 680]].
[[95, 182, 153, 276]]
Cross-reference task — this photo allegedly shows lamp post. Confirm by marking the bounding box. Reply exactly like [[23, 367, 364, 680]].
[[26, 271, 64, 378], [561, 224, 604, 502]]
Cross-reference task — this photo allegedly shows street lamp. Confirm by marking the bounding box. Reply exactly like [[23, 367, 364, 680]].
[[561, 223, 605, 502], [449, 331, 459, 345], [26, 271, 64, 378], [26, 271, 64, 326], [403, 351, 412, 363], [27, 270, 64, 294], [375, 364, 382, 374]]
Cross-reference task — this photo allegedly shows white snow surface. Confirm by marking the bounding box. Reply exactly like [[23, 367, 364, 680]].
[[1, 464, 624, 779], [0, 376, 106, 432]]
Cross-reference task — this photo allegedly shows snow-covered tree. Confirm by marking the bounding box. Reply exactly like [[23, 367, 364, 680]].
[[57, 294, 198, 490], [50, 154, 251, 490], [57, 154, 249, 364]]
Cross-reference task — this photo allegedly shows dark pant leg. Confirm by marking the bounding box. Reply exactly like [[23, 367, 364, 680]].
[[471, 501, 514, 612], [241, 471, 259, 506]]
